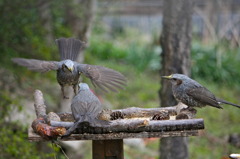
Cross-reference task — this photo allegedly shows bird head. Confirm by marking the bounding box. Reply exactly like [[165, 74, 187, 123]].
[[79, 83, 90, 91], [62, 60, 74, 72], [161, 74, 189, 86]]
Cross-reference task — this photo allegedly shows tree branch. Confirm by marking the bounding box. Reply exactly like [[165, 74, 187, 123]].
[[57, 106, 178, 122], [50, 118, 204, 134], [32, 90, 66, 138], [33, 90, 47, 118]]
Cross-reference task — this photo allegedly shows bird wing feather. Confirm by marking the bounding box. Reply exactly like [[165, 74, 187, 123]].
[[71, 91, 102, 118], [186, 87, 222, 108], [12, 58, 60, 72], [71, 94, 90, 119], [77, 64, 127, 92]]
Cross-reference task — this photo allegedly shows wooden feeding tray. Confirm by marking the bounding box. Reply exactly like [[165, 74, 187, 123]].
[[28, 90, 204, 159], [28, 118, 203, 141]]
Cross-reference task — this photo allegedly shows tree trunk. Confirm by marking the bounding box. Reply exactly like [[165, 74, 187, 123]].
[[159, 0, 194, 159], [65, 0, 96, 42], [36, 0, 53, 44], [201, 0, 219, 43]]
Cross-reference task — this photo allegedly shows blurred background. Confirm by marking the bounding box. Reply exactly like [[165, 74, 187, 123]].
[[0, 0, 240, 158]]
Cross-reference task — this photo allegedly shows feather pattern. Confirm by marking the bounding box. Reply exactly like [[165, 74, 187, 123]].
[[55, 37, 84, 61], [71, 89, 110, 127], [187, 87, 223, 109], [77, 64, 127, 92], [12, 58, 59, 72]]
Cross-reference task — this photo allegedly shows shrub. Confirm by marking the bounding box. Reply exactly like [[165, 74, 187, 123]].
[[191, 41, 240, 87]]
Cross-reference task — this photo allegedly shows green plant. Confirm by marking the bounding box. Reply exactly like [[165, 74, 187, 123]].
[[0, 122, 56, 159], [191, 41, 240, 87], [0, 91, 57, 159], [125, 43, 161, 72], [86, 32, 161, 72]]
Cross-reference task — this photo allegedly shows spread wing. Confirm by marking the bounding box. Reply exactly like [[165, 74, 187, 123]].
[[77, 64, 127, 92], [12, 58, 60, 73], [187, 87, 222, 108]]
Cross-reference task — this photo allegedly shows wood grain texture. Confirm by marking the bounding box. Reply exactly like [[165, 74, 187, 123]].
[[57, 106, 178, 122], [28, 126, 200, 141], [29, 118, 203, 141], [92, 140, 124, 159], [50, 118, 204, 134]]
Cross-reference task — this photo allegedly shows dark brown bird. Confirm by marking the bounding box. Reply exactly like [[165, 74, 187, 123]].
[[63, 83, 110, 137], [162, 74, 240, 109], [12, 37, 127, 99]]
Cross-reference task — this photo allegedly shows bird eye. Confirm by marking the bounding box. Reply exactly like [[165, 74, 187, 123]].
[[62, 64, 68, 71], [62, 64, 68, 69], [172, 78, 177, 81]]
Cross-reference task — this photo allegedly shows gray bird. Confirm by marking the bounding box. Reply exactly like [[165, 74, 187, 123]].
[[12, 37, 127, 99], [162, 74, 240, 109], [63, 83, 110, 136]]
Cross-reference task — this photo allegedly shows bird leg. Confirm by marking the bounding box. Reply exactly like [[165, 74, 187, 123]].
[[61, 85, 69, 99], [73, 84, 78, 96]]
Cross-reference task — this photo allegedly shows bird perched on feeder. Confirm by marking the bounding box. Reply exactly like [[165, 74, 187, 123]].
[[12, 37, 127, 99], [162, 74, 240, 109], [63, 83, 110, 137]]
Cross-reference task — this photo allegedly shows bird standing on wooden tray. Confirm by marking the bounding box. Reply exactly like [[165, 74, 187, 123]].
[[12, 37, 127, 99], [63, 83, 110, 137], [162, 74, 240, 109]]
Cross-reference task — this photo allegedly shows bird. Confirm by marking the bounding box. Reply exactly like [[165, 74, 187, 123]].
[[12, 37, 127, 99], [63, 83, 110, 137], [162, 74, 240, 109]]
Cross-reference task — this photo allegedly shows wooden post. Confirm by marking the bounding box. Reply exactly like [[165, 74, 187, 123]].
[[92, 139, 123, 159]]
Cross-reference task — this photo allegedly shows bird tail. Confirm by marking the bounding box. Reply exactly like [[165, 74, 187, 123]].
[[217, 98, 240, 109], [80, 115, 111, 127], [55, 37, 84, 61], [62, 116, 110, 137]]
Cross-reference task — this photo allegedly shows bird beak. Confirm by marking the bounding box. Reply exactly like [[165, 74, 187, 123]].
[[161, 75, 172, 79], [68, 67, 74, 72]]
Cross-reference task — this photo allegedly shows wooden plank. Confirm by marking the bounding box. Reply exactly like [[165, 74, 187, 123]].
[[28, 126, 200, 141], [92, 140, 123, 159]]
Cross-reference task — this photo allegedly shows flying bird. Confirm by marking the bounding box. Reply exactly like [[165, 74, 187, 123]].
[[12, 37, 127, 99], [162, 74, 240, 109], [63, 83, 110, 137]]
